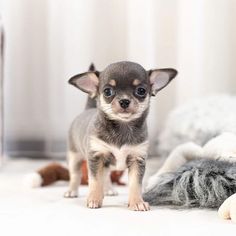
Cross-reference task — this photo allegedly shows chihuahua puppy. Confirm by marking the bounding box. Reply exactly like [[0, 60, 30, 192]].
[[64, 61, 177, 211]]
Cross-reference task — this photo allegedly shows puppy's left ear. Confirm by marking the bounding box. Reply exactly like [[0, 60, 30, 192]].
[[148, 68, 177, 96], [68, 71, 100, 98]]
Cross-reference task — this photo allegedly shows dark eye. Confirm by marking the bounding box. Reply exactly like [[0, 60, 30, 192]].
[[135, 87, 146, 97], [103, 87, 114, 97]]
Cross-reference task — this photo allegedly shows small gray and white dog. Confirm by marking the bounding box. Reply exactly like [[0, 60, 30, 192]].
[[64, 61, 177, 211]]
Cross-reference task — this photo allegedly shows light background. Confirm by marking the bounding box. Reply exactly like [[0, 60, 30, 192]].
[[0, 0, 236, 156]]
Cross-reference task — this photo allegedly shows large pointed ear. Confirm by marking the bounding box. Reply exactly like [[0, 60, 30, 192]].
[[68, 71, 99, 98], [148, 68, 177, 96]]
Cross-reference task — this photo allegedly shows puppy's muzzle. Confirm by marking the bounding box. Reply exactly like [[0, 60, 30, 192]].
[[119, 99, 130, 109]]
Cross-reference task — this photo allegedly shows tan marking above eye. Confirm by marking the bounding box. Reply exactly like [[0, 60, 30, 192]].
[[133, 79, 141, 86], [109, 80, 116, 86]]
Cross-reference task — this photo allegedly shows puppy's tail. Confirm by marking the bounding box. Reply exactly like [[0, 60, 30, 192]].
[[143, 159, 236, 208], [85, 63, 97, 110], [23, 163, 70, 188]]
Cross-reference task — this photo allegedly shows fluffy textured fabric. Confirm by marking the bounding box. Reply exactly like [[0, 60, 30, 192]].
[[143, 159, 236, 208], [156, 95, 236, 157]]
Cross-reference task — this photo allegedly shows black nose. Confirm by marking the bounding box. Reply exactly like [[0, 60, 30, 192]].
[[119, 99, 130, 109]]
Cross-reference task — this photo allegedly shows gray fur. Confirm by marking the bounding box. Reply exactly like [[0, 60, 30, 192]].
[[94, 109, 149, 147], [85, 63, 97, 110], [68, 109, 97, 155], [88, 153, 101, 177], [66, 61, 177, 208], [99, 62, 149, 91], [126, 156, 146, 184], [68, 108, 148, 154], [143, 159, 236, 208], [68, 61, 177, 159], [137, 158, 146, 184], [85, 96, 97, 110]]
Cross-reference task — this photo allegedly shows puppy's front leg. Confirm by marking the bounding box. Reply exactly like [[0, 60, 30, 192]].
[[128, 157, 150, 211], [87, 154, 104, 209]]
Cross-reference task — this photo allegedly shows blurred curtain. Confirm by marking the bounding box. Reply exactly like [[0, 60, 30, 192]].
[[0, 16, 3, 163], [0, 0, 236, 157]]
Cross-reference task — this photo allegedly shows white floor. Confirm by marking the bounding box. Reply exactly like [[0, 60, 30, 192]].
[[0, 158, 236, 236]]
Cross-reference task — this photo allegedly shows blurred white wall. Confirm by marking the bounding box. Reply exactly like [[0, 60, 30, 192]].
[[176, 0, 236, 103], [0, 0, 236, 156]]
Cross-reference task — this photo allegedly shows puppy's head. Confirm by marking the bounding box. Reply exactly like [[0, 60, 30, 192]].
[[69, 61, 177, 122]]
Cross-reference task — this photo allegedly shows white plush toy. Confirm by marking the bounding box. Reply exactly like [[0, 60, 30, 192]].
[[144, 132, 236, 223], [144, 94, 236, 223]]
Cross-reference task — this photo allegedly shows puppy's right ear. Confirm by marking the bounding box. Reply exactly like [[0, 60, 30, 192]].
[[68, 71, 99, 98]]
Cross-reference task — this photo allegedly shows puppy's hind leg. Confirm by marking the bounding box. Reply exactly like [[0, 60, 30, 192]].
[[64, 151, 83, 198], [103, 168, 118, 196]]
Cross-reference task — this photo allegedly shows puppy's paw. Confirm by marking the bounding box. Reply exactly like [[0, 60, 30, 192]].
[[128, 200, 150, 211], [218, 193, 236, 223], [87, 198, 103, 209], [104, 188, 118, 196], [64, 190, 78, 198]]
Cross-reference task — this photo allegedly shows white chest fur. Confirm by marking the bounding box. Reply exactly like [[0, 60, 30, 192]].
[[90, 136, 149, 170]]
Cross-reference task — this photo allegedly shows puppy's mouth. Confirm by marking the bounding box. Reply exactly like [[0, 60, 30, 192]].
[[118, 112, 132, 118], [116, 109, 134, 119]]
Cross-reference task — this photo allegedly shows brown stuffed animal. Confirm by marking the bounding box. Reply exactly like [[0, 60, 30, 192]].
[[26, 161, 125, 187]]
